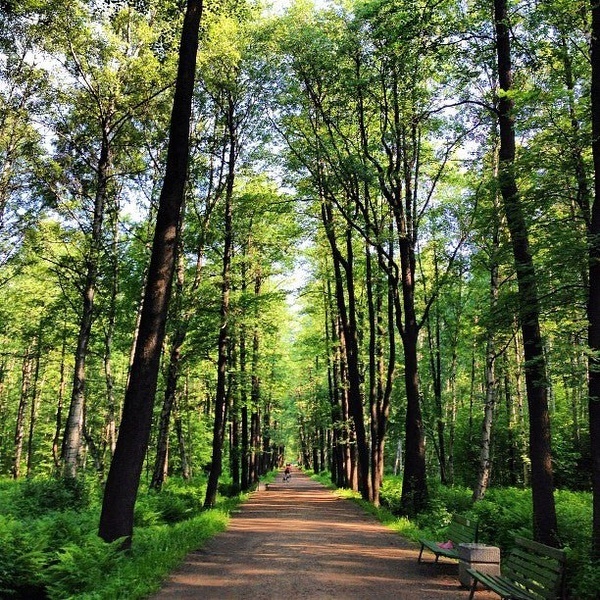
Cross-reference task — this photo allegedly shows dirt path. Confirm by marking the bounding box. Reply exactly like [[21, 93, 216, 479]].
[[151, 471, 496, 599]]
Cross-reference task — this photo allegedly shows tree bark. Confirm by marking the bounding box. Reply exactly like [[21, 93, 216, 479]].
[[52, 323, 68, 470], [12, 347, 32, 479], [324, 275, 346, 488], [473, 256, 499, 501], [103, 199, 120, 468], [367, 240, 395, 506], [150, 181, 216, 490], [321, 196, 370, 500], [61, 127, 110, 478], [493, 0, 558, 546], [250, 276, 262, 483], [174, 394, 191, 480], [0, 359, 10, 460], [98, 0, 203, 546], [26, 329, 43, 478], [474, 151, 501, 501], [588, 0, 600, 560], [204, 90, 236, 509], [150, 249, 186, 491], [426, 247, 446, 484]]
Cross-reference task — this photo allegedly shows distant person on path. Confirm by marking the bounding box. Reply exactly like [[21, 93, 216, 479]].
[[283, 464, 291, 482]]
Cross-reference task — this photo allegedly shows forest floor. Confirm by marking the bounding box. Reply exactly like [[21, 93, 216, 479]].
[[150, 471, 497, 599]]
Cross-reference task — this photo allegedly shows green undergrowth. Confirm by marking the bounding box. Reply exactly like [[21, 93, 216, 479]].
[[310, 472, 597, 600], [0, 475, 247, 599]]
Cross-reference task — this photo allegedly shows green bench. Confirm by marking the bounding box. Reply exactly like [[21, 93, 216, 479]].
[[467, 536, 566, 600], [417, 514, 479, 563]]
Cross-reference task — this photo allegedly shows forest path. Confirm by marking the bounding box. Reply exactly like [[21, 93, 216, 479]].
[[151, 471, 495, 599]]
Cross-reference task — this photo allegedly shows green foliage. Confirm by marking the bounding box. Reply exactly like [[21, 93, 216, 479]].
[[10, 477, 92, 517], [43, 510, 232, 600], [469, 488, 533, 548], [0, 515, 48, 598], [45, 535, 127, 600], [555, 489, 594, 598], [0, 475, 238, 599], [379, 476, 404, 513], [134, 478, 206, 526], [376, 478, 595, 598], [572, 561, 600, 600]]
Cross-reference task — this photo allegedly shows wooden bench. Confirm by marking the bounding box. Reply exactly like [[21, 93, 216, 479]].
[[467, 536, 566, 600], [417, 514, 478, 563]]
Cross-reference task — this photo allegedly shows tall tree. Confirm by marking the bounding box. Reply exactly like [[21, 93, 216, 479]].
[[588, 0, 600, 560], [46, 4, 174, 477], [204, 87, 236, 508], [493, 0, 558, 546], [99, 0, 203, 547], [199, 5, 261, 508]]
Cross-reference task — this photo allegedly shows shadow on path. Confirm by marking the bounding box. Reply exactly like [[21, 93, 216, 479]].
[[151, 472, 495, 599]]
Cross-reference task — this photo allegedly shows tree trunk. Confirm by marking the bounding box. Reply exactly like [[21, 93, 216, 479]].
[[238, 273, 249, 491], [474, 151, 501, 501], [12, 347, 32, 479], [588, 0, 600, 560], [103, 200, 120, 468], [53, 323, 68, 470], [324, 276, 345, 487], [494, 0, 558, 546], [250, 410, 260, 484], [231, 404, 240, 489], [250, 276, 262, 482], [150, 250, 186, 491], [426, 247, 446, 484], [62, 128, 111, 478], [174, 394, 191, 480], [98, 0, 203, 546], [473, 260, 499, 501], [150, 178, 216, 490], [393, 437, 403, 476], [241, 402, 249, 489], [26, 329, 43, 478], [204, 90, 236, 509], [392, 237, 427, 514], [399, 319, 428, 515], [321, 195, 370, 500], [0, 359, 11, 462], [368, 240, 395, 506]]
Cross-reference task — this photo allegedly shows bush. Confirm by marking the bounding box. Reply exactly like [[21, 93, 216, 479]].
[[7, 477, 91, 518], [0, 475, 238, 599], [134, 480, 205, 527], [379, 476, 403, 513], [571, 560, 600, 600], [392, 481, 594, 599], [0, 515, 48, 599], [44, 535, 127, 600], [218, 481, 241, 497]]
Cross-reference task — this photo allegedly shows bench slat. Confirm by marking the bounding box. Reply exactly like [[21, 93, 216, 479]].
[[504, 555, 562, 583], [501, 566, 556, 599], [509, 548, 563, 574], [514, 536, 566, 563], [467, 568, 537, 600]]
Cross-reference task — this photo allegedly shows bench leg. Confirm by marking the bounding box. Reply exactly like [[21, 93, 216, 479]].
[[418, 544, 424, 563], [468, 578, 478, 600]]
